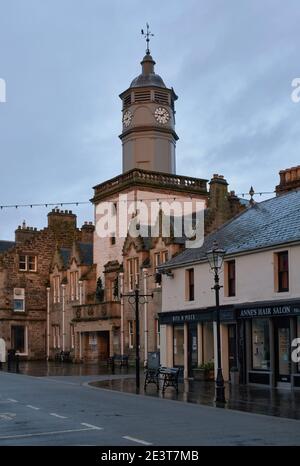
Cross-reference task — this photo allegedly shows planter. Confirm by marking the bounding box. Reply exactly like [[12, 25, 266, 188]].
[[230, 370, 240, 385], [193, 368, 215, 381], [193, 368, 207, 381]]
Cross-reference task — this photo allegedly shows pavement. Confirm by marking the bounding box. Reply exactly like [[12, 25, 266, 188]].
[[0, 367, 300, 445], [92, 376, 300, 420]]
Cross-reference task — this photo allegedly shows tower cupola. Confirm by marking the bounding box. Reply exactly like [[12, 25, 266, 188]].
[[119, 25, 178, 175]]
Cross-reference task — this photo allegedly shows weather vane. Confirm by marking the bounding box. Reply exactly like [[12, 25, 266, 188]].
[[141, 23, 154, 55]]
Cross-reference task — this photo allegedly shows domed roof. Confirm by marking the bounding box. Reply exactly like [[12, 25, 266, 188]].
[[129, 53, 166, 89], [130, 73, 166, 88]]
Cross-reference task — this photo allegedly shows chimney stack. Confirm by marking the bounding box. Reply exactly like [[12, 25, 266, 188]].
[[276, 166, 300, 195]]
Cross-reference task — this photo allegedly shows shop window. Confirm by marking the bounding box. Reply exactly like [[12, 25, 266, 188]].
[[19, 254, 37, 272], [275, 251, 289, 292], [11, 325, 27, 354], [185, 268, 194, 301], [173, 325, 184, 366], [225, 260, 236, 297], [252, 319, 270, 370]]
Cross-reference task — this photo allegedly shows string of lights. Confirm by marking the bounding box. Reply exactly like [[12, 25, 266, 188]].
[[0, 191, 276, 211]]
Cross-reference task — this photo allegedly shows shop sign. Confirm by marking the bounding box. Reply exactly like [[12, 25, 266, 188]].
[[238, 303, 300, 319]]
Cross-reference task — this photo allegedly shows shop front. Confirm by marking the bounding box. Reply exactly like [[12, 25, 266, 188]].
[[236, 300, 300, 389], [159, 306, 236, 381]]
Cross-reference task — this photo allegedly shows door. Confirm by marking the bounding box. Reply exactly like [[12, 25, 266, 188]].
[[188, 324, 198, 377], [228, 324, 237, 372], [275, 318, 291, 385]]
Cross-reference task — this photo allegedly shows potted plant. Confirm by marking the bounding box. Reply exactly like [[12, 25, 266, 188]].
[[194, 361, 215, 381]]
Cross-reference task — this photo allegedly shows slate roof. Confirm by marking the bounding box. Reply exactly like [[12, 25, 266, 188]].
[[59, 243, 93, 268], [161, 190, 300, 269], [59, 248, 71, 268], [77, 242, 93, 265], [0, 240, 16, 254]]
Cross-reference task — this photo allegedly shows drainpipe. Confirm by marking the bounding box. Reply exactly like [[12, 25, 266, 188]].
[[143, 268, 148, 364], [62, 284, 66, 352], [120, 272, 124, 356], [46, 287, 50, 360]]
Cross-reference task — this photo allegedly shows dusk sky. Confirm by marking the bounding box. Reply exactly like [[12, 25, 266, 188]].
[[0, 0, 299, 240]]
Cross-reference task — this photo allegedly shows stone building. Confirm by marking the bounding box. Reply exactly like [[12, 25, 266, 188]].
[[0, 210, 92, 360]]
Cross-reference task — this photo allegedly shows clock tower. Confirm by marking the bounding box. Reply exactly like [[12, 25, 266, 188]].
[[119, 34, 178, 174]]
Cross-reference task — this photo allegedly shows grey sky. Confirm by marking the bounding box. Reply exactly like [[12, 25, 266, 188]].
[[0, 0, 299, 240]]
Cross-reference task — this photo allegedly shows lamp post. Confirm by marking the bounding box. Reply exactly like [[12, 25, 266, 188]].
[[206, 241, 226, 404], [121, 286, 153, 393]]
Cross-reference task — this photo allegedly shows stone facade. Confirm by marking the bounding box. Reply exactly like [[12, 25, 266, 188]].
[[0, 210, 92, 360]]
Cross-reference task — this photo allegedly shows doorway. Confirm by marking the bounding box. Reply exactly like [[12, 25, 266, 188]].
[[274, 318, 291, 386]]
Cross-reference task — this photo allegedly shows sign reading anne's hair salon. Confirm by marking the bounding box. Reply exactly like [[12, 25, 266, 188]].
[[238, 303, 300, 319]]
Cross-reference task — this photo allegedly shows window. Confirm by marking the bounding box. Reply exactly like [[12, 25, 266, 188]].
[[52, 325, 60, 349], [127, 258, 139, 291], [111, 235, 116, 246], [155, 319, 160, 349], [154, 252, 161, 268], [70, 324, 75, 350], [252, 319, 270, 370], [13, 288, 25, 312], [19, 255, 37, 272], [297, 317, 300, 373], [186, 268, 194, 301], [53, 276, 60, 303], [173, 325, 184, 366], [226, 260, 236, 297], [161, 250, 169, 263], [129, 321, 135, 349], [276, 251, 289, 292], [11, 326, 27, 354], [70, 271, 79, 301]]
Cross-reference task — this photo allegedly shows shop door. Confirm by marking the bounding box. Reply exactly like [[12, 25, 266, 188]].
[[275, 318, 291, 385], [228, 324, 237, 372], [188, 324, 198, 377]]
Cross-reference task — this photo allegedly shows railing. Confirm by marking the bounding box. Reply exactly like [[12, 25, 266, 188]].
[[73, 301, 120, 321], [92, 168, 208, 201]]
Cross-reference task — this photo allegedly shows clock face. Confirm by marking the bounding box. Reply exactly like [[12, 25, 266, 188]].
[[123, 110, 132, 127], [154, 107, 170, 124]]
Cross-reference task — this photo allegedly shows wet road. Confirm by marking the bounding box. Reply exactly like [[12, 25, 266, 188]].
[[0, 371, 300, 445]]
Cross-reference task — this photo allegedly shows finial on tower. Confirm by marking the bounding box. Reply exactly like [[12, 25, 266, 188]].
[[141, 23, 154, 55]]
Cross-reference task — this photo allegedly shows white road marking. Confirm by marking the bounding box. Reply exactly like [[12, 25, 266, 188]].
[[123, 435, 152, 446], [7, 399, 18, 403], [0, 413, 16, 421], [49, 413, 67, 419], [81, 423, 103, 430], [0, 427, 97, 440], [26, 405, 40, 410]]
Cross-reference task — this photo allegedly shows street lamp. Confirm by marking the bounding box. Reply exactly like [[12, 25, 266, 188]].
[[206, 241, 226, 404]]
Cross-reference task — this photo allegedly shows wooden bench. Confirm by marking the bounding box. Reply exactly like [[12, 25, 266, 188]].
[[107, 354, 129, 369], [159, 367, 181, 393]]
